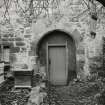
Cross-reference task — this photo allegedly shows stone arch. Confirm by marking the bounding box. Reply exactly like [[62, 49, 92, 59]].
[[36, 29, 76, 54], [36, 29, 77, 84]]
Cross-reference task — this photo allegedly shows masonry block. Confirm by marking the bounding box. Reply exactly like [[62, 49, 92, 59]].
[[3, 34, 14, 38], [1, 42, 14, 47], [15, 37, 24, 41], [2, 38, 8, 41], [10, 47, 20, 53], [3, 34, 9, 37], [9, 38, 15, 41], [24, 35, 31, 38], [16, 41, 25, 46], [2, 41, 10, 45], [0, 0, 104, 82]]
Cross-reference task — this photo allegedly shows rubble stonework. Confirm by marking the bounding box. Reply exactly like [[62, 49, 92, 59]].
[[0, 0, 104, 80]]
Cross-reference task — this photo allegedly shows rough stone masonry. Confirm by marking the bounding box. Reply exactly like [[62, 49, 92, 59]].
[[0, 0, 104, 80]]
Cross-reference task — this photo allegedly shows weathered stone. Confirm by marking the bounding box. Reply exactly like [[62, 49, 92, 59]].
[[0, 0, 104, 80], [24, 35, 31, 38], [2, 41, 14, 48], [9, 38, 15, 41], [10, 47, 20, 53], [3, 34, 9, 37], [2, 38, 8, 41], [2, 41, 10, 45], [77, 49, 85, 54], [19, 28, 24, 33], [3, 34, 14, 37], [16, 41, 25, 46], [15, 37, 24, 41]]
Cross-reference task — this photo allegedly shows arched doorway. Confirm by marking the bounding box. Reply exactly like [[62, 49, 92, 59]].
[[36, 29, 76, 85]]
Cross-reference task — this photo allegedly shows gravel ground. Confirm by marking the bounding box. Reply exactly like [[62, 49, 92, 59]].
[[0, 78, 30, 105], [0, 91, 29, 105], [43, 78, 105, 105], [1, 77, 105, 105]]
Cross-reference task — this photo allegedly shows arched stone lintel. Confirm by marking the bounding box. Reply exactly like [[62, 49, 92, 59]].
[[35, 29, 79, 55]]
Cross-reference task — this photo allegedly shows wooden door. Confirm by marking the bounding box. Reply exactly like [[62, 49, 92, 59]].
[[48, 46, 67, 85]]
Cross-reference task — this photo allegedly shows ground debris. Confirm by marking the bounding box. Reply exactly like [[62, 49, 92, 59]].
[[0, 79, 30, 105], [0, 90, 30, 105], [27, 83, 47, 105], [1, 77, 105, 105], [42, 80, 104, 105]]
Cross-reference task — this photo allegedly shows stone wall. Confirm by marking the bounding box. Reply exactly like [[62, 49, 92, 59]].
[[0, 0, 104, 79]]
